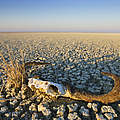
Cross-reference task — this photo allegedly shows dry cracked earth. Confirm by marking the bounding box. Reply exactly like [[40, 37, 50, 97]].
[[0, 32, 120, 120]]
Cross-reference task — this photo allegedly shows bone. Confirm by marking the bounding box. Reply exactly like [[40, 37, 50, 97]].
[[28, 78, 66, 97]]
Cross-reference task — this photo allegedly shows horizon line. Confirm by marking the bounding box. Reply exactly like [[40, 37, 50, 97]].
[[0, 31, 120, 34]]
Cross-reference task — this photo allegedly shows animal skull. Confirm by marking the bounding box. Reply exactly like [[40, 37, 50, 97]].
[[28, 78, 67, 97]]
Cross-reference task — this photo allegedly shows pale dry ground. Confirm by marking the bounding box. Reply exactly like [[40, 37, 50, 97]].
[[0, 32, 120, 119], [0, 32, 119, 63]]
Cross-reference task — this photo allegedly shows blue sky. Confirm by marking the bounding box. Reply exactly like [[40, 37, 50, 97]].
[[0, 0, 120, 32]]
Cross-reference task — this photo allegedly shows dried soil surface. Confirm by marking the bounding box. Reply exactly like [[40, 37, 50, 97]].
[[0, 33, 120, 120]]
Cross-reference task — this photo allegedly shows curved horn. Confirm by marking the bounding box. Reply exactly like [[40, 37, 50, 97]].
[[65, 72, 120, 104], [24, 62, 52, 67]]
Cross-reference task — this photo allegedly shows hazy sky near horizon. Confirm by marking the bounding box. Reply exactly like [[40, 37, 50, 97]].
[[0, 0, 120, 32]]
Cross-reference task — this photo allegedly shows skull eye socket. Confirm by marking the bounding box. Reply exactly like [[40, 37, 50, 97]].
[[49, 85, 59, 94]]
